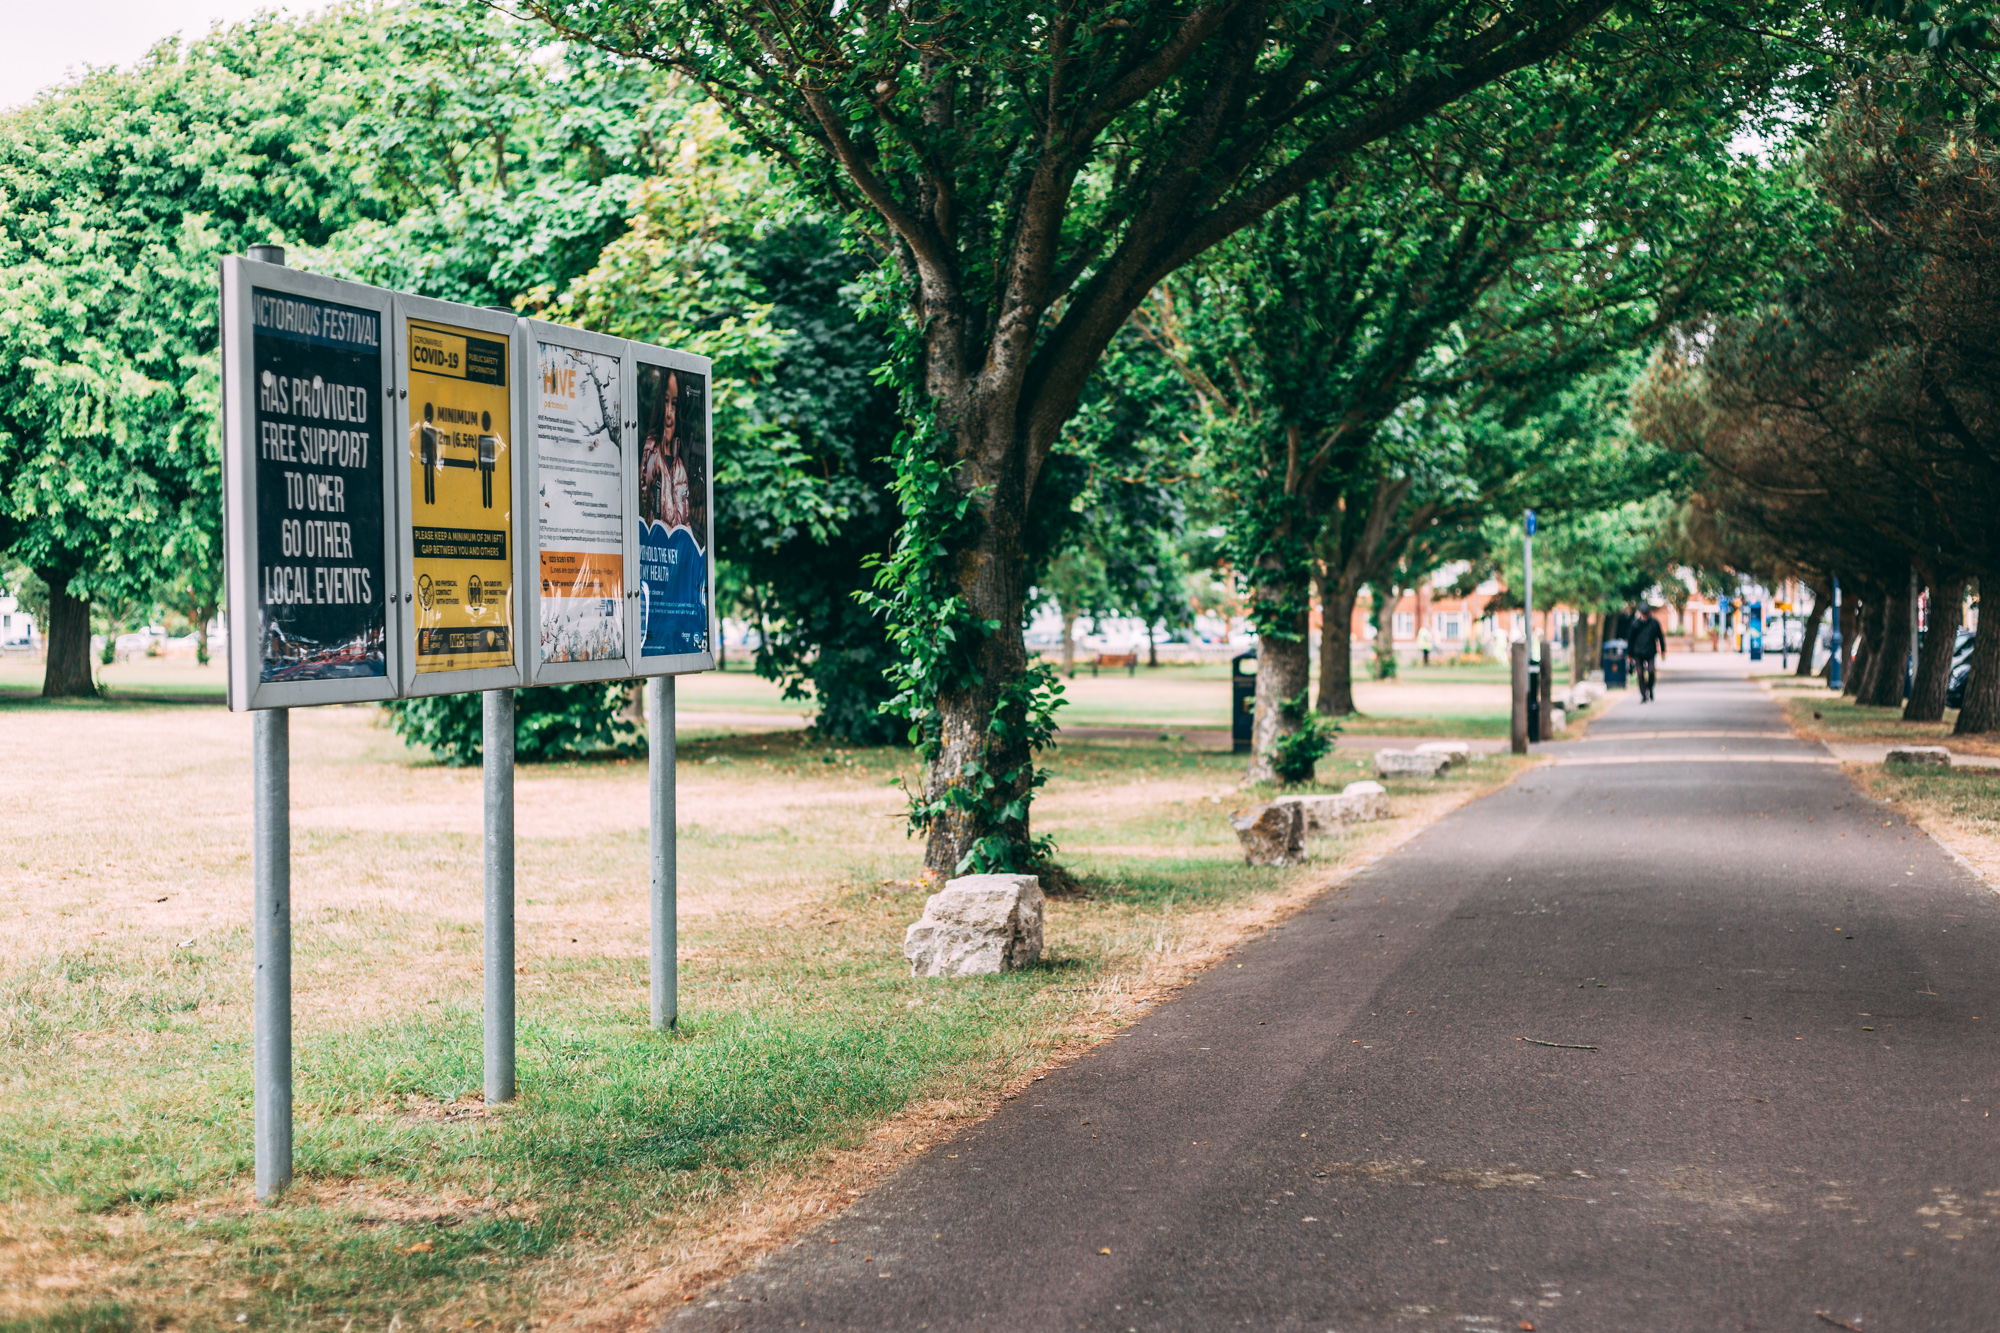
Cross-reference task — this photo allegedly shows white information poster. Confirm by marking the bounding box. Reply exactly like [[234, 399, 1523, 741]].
[[533, 342, 625, 665]]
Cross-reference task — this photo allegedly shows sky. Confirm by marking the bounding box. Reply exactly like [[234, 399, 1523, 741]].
[[4, 2, 325, 109]]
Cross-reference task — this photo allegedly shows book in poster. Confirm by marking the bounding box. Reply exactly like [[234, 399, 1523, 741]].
[[636, 363, 709, 658], [534, 342, 624, 664], [251, 287, 388, 682], [407, 319, 515, 672]]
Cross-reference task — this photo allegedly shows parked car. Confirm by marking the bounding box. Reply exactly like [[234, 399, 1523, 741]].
[[1946, 628, 1977, 708]]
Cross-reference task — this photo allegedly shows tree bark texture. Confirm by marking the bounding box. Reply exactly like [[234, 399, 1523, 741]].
[[922, 458, 1032, 881], [1060, 609, 1077, 679], [39, 570, 93, 698], [1845, 595, 1874, 698], [1571, 612, 1593, 683], [1954, 598, 2000, 734], [1316, 578, 1359, 715], [1247, 605, 1311, 785], [1904, 577, 1964, 722], [1794, 593, 1828, 679], [1863, 581, 1912, 708]]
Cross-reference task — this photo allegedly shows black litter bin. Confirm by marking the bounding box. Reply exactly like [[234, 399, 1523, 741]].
[[1601, 637, 1629, 688], [1232, 650, 1257, 753]]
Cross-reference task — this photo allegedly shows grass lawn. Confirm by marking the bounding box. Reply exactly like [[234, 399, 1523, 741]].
[[1767, 679, 2000, 758], [1, 697, 1531, 1332], [1862, 763, 2000, 893]]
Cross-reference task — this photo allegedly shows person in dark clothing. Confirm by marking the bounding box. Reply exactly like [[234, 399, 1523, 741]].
[[1627, 604, 1665, 701]]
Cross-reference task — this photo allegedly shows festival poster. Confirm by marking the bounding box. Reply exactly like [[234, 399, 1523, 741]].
[[407, 318, 514, 673], [533, 342, 624, 664], [636, 362, 710, 658], [251, 288, 388, 682]]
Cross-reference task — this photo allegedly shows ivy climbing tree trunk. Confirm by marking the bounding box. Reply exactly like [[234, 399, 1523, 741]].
[[39, 569, 93, 699]]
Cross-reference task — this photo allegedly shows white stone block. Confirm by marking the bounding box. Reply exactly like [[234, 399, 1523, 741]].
[[1374, 749, 1451, 779], [1337, 780, 1391, 822], [904, 874, 1044, 977], [1414, 740, 1471, 765]]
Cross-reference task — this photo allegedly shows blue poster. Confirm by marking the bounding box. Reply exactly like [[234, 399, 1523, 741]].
[[636, 362, 709, 657]]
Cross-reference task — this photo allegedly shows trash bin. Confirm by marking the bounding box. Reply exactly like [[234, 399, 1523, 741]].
[[1232, 650, 1257, 754], [1601, 638, 1629, 688]]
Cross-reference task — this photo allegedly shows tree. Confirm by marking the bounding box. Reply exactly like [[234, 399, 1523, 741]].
[[1633, 80, 2000, 729], [0, 14, 405, 695], [1128, 26, 1794, 778], [523, 0, 1829, 874]]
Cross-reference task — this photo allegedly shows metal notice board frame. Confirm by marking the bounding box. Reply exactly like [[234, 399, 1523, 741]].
[[518, 319, 641, 687], [221, 257, 403, 712], [391, 294, 529, 698], [628, 340, 717, 679], [222, 251, 712, 1203]]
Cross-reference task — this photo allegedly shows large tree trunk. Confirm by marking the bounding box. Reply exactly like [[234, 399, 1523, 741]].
[[39, 569, 94, 698], [1571, 611, 1592, 683], [1316, 576, 1359, 715], [1794, 590, 1828, 679], [1905, 577, 1964, 722], [1247, 603, 1311, 785], [1844, 594, 1873, 697], [1863, 581, 1912, 708], [921, 463, 1032, 882], [1060, 609, 1077, 679], [1955, 591, 2000, 734]]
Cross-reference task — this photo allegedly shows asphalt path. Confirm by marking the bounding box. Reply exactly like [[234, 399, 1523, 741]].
[[671, 658, 2000, 1332]]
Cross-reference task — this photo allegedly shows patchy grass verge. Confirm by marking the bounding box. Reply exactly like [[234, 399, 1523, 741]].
[[1, 702, 1530, 1332]]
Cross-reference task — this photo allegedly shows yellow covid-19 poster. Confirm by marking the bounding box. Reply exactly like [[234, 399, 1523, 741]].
[[407, 319, 514, 673]]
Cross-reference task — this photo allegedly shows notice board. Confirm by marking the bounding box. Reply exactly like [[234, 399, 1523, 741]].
[[632, 345, 715, 676], [395, 297, 524, 696], [521, 322, 636, 684], [222, 258, 400, 710]]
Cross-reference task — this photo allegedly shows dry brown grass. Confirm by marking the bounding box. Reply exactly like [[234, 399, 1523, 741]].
[[1, 699, 1532, 1332]]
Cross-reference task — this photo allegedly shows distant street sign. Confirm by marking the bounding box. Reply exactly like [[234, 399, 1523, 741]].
[[222, 258, 400, 711], [1524, 509, 1536, 536]]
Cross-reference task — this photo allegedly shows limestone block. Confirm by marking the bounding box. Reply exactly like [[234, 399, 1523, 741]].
[[1885, 746, 1952, 767], [1374, 748, 1451, 779], [1232, 801, 1306, 866], [1414, 740, 1471, 766], [1273, 793, 1345, 836], [1336, 780, 1390, 822], [903, 874, 1044, 977]]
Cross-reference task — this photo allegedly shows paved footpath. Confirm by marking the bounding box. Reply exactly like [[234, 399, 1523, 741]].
[[673, 659, 2000, 1332]]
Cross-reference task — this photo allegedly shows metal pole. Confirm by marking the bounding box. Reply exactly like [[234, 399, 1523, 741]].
[[249, 240, 292, 1205], [1523, 512, 1535, 665], [649, 675, 678, 1030], [253, 707, 291, 1201], [484, 689, 515, 1103], [1829, 578, 1844, 692], [1909, 564, 1921, 701], [1510, 639, 1529, 756]]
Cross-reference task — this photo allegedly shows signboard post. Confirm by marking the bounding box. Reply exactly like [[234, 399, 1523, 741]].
[[223, 246, 400, 1201], [224, 262, 718, 1178], [630, 345, 713, 1030], [392, 296, 526, 1103]]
